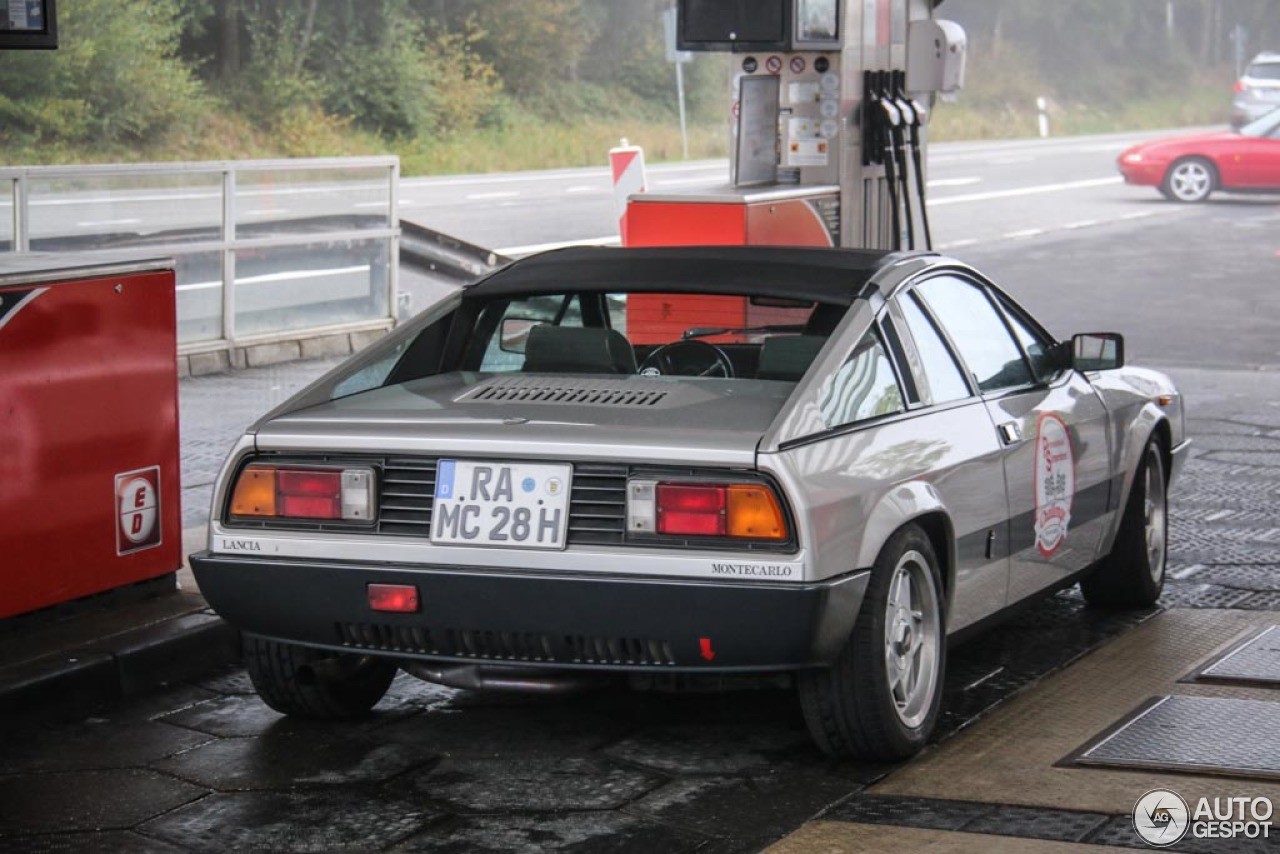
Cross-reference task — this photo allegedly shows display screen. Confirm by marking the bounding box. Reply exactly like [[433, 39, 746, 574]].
[[680, 0, 787, 51], [0, 0, 57, 49], [795, 0, 839, 43]]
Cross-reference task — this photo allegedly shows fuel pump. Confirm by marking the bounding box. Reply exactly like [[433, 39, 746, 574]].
[[625, 0, 965, 253]]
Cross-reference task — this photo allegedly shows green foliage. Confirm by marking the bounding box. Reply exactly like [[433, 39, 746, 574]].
[[0, 0, 204, 145]]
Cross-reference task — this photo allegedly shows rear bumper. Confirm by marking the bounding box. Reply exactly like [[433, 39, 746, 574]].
[[190, 553, 869, 673]]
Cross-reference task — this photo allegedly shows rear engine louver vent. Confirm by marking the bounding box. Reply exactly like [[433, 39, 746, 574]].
[[459, 376, 667, 407]]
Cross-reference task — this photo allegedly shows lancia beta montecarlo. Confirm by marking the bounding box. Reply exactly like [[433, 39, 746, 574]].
[[191, 245, 1188, 760]]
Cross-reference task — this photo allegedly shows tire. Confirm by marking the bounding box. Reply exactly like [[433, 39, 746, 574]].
[[244, 636, 397, 719], [798, 524, 946, 760], [1080, 437, 1168, 608], [1161, 157, 1216, 203]]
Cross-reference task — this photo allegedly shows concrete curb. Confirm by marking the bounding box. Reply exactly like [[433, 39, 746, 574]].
[[0, 606, 241, 715]]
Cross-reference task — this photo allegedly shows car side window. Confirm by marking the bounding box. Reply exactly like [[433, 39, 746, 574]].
[[915, 276, 1034, 393], [818, 330, 904, 429], [997, 299, 1057, 382], [898, 293, 971, 404]]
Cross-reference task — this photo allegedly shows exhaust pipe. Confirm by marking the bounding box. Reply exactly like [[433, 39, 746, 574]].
[[403, 663, 606, 694]]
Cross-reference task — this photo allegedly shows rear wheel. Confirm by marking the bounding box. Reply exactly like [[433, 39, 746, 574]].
[[1162, 157, 1216, 203], [244, 636, 397, 719], [798, 524, 945, 760], [1080, 437, 1168, 608]]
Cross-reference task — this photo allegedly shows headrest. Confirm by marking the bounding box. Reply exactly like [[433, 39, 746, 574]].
[[757, 335, 826, 382], [522, 325, 637, 375]]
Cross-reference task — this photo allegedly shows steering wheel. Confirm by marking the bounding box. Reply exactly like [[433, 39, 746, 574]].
[[638, 340, 735, 378]]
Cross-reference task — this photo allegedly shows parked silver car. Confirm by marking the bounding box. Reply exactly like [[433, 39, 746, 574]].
[[191, 246, 1189, 760], [1233, 51, 1280, 128]]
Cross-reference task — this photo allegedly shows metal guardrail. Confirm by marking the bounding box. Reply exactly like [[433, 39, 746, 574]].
[[0, 157, 400, 352]]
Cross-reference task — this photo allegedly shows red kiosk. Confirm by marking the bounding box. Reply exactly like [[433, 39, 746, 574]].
[[0, 255, 182, 619]]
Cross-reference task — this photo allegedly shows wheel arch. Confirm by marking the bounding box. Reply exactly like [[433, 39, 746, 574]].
[[854, 482, 956, 617], [1101, 408, 1171, 556]]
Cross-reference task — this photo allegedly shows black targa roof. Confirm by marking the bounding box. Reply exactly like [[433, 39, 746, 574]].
[[465, 245, 927, 306]]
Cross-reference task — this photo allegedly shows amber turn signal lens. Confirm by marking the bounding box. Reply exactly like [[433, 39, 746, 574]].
[[230, 466, 277, 517], [727, 485, 787, 540]]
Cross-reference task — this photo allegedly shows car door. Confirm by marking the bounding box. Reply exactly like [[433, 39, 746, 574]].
[[913, 274, 1113, 608], [1241, 118, 1280, 188], [886, 294, 1011, 633]]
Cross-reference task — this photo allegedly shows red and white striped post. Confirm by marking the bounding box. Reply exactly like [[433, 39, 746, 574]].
[[609, 138, 647, 246]]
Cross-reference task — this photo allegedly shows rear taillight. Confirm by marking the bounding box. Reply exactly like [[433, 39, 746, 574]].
[[1234, 80, 1247, 93], [627, 479, 788, 541], [230, 465, 375, 522]]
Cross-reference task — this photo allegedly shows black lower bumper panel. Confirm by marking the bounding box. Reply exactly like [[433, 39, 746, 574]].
[[190, 552, 869, 673]]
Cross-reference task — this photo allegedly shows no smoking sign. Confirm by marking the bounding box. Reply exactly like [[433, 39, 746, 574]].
[[116, 466, 163, 555]]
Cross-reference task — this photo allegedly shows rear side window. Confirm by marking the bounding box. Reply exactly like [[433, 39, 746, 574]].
[[915, 276, 1033, 393], [817, 331, 904, 429]]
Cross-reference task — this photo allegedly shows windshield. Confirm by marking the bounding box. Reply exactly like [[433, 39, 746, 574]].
[[1239, 107, 1280, 138]]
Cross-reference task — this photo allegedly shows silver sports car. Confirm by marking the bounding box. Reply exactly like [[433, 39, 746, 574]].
[[191, 245, 1189, 760]]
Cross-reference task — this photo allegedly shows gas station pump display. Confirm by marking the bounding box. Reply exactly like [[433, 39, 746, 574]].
[[795, 0, 840, 48], [0, 0, 56, 49], [679, 0, 788, 51]]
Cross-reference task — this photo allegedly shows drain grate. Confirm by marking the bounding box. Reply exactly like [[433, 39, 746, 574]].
[[1069, 695, 1280, 780], [1192, 626, 1280, 686]]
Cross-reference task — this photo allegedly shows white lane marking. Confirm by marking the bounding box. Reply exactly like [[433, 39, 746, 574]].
[[1170, 563, 1204, 580], [926, 177, 980, 188], [1121, 210, 1158, 220], [1005, 228, 1044, 239], [937, 238, 978, 249], [494, 236, 620, 257], [467, 191, 520, 201], [74, 217, 141, 228], [565, 185, 601, 194], [243, 208, 288, 216], [986, 156, 1035, 165], [1065, 220, 1099, 229], [352, 200, 394, 208], [175, 264, 370, 292], [400, 160, 724, 189], [928, 176, 1122, 207]]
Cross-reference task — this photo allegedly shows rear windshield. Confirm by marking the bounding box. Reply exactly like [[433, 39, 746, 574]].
[[325, 289, 853, 401], [1246, 61, 1280, 80], [464, 290, 844, 381]]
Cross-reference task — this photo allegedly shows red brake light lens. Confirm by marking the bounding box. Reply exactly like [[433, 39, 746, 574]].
[[277, 470, 342, 518], [1234, 80, 1246, 93], [656, 484, 727, 536]]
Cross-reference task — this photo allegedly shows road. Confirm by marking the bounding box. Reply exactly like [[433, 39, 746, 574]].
[[399, 129, 1208, 254]]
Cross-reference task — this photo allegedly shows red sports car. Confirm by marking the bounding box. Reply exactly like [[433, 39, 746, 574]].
[[1117, 107, 1280, 202]]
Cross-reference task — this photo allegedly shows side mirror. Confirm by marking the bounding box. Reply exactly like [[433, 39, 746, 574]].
[[1072, 332, 1124, 372], [499, 317, 542, 354]]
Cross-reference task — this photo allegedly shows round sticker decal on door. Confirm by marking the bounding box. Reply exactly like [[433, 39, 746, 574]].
[[1034, 413, 1075, 556]]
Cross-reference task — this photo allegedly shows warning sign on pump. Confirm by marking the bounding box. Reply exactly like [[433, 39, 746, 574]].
[[787, 118, 829, 167]]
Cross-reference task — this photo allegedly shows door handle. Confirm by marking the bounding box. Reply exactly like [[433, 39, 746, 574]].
[[998, 421, 1022, 445]]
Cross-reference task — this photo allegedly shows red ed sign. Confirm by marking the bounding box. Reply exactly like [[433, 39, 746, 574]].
[[116, 466, 164, 555]]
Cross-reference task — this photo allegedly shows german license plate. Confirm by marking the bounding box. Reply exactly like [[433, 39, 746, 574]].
[[431, 460, 572, 549]]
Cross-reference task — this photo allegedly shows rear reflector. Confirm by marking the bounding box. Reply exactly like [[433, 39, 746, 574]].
[[368, 583, 419, 613]]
